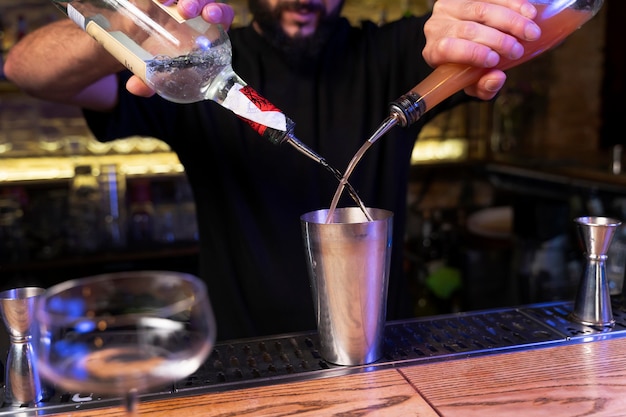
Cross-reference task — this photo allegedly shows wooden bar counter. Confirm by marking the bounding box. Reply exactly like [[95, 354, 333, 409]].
[[52, 333, 626, 417]]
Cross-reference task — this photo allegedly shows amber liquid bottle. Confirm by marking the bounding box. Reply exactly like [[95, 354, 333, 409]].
[[326, 0, 605, 223]]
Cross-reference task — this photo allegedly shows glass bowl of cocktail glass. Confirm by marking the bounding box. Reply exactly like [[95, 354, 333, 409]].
[[35, 271, 216, 415]]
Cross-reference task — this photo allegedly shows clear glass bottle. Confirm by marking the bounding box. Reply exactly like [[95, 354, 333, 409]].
[[51, 0, 320, 156], [49, 0, 370, 215]]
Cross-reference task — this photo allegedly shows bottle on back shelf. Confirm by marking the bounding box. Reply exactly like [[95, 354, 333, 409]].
[[127, 179, 154, 246], [67, 164, 101, 254], [98, 164, 127, 249]]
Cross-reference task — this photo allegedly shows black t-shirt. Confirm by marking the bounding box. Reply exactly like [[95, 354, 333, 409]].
[[84, 16, 468, 340]]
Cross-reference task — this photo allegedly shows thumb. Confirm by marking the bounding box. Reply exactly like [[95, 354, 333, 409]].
[[126, 75, 156, 98]]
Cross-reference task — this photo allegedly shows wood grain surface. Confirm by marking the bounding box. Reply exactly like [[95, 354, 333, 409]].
[[42, 337, 626, 416], [402, 338, 626, 416], [57, 369, 437, 417]]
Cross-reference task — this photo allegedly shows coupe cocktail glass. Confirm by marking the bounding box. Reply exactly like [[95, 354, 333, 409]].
[[35, 271, 216, 415]]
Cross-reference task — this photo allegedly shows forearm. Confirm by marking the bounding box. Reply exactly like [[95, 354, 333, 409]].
[[4, 19, 124, 110]]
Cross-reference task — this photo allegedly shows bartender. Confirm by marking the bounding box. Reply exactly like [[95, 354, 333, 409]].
[[4, 0, 540, 340]]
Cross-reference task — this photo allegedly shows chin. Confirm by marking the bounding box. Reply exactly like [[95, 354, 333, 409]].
[[293, 25, 317, 38], [281, 21, 318, 38]]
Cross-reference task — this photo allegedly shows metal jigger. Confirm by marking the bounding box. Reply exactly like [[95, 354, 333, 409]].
[[0, 287, 46, 405], [568, 216, 621, 327]]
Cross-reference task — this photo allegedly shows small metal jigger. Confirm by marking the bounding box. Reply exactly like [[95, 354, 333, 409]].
[[0, 287, 46, 405], [569, 216, 621, 328]]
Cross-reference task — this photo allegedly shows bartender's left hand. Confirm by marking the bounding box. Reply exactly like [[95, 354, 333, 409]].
[[423, 0, 541, 100]]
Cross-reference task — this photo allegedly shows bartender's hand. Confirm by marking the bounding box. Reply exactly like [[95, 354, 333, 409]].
[[423, 0, 540, 100], [166, 0, 235, 23], [127, 0, 235, 97]]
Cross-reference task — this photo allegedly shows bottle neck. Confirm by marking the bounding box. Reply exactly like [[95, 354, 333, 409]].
[[203, 65, 246, 104]]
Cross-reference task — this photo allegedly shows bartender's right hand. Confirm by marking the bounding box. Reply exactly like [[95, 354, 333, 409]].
[[423, 0, 541, 100], [127, 0, 235, 97]]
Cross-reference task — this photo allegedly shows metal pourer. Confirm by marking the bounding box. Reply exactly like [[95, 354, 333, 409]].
[[568, 216, 621, 328], [388, 92, 427, 128], [363, 92, 427, 147]]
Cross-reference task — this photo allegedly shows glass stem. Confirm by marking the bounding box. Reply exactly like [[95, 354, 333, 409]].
[[124, 389, 139, 416]]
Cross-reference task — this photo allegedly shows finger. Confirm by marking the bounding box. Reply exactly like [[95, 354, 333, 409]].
[[482, 2, 539, 41], [201, 3, 235, 29], [435, 0, 536, 19], [424, 37, 504, 68], [464, 69, 507, 100], [126, 76, 156, 98], [448, 0, 541, 41], [425, 3, 540, 68], [435, 0, 541, 42], [176, 0, 235, 28], [474, 0, 538, 20]]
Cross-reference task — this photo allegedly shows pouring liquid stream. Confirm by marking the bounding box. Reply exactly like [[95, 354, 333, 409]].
[[325, 1, 601, 224], [323, 160, 373, 221]]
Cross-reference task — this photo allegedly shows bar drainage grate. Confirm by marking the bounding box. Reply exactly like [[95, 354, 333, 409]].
[[3, 301, 626, 415]]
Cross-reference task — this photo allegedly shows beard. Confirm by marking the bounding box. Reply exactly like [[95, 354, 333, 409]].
[[248, 0, 344, 68]]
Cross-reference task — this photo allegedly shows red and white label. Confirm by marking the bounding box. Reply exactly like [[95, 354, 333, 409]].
[[222, 84, 287, 134]]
